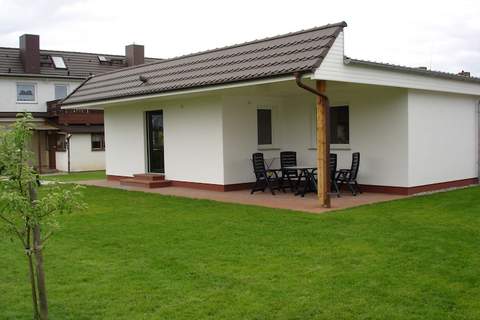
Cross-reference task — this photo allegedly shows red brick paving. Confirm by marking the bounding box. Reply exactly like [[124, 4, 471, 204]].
[[78, 179, 406, 214]]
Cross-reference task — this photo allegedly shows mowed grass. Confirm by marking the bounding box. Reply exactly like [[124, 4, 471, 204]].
[[0, 186, 479, 319], [41, 170, 106, 182]]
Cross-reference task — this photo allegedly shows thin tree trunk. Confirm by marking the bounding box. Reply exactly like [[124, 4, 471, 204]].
[[25, 217, 40, 320], [33, 225, 48, 320], [26, 234, 40, 320], [29, 185, 48, 320]]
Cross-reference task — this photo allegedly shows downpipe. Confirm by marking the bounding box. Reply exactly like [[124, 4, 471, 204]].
[[294, 72, 331, 207]]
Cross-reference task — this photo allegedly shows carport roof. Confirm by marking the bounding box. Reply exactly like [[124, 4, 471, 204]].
[[61, 22, 347, 106]]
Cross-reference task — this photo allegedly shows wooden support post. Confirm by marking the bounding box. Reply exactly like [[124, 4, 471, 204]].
[[316, 80, 330, 208]]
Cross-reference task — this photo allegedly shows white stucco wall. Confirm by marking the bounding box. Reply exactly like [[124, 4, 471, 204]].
[[407, 90, 479, 186], [222, 94, 285, 184], [221, 83, 409, 187], [328, 84, 409, 187], [55, 134, 105, 172], [164, 96, 224, 184], [104, 95, 225, 184], [104, 103, 147, 177], [101, 80, 479, 189], [55, 150, 68, 171], [0, 77, 81, 112]]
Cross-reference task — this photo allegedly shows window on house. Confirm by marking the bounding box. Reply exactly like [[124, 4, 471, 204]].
[[330, 106, 349, 144], [51, 56, 67, 69], [56, 134, 66, 152], [98, 55, 109, 63], [311, 105, 350, 147], [257, 109, 272, 145], [54, 84, 68, 100], [16, 83, 36, 102], [91, 133, 105, 151]]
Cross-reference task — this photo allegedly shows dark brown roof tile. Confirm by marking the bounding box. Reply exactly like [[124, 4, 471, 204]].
[[62, 22, 347, 105], [0, 47, 160, 78]]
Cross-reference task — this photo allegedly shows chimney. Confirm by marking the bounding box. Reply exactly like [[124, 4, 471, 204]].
[[19, 34, 40, 74], [458, 70, 471, 77], [125, 44, 144, 66]]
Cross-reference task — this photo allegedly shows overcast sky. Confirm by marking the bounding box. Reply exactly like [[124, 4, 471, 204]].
[[1, 0, 479, 76]]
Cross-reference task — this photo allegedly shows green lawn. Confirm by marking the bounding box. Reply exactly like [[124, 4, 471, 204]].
[[1, 186, 479, 319], [41, 170, 106, 182]]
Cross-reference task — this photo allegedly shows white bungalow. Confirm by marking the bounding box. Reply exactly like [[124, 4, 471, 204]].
[[61, 21, 480, 203]]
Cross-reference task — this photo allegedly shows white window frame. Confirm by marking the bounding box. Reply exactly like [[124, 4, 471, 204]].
[[16, 82, 37, 104], [51, 56, 67, 69], [56, 133, 67, 152], [54, 83, 69, 100], [91, 133, 105, 151], [257, 105, 279, 150], [310, 104, 351, 150]]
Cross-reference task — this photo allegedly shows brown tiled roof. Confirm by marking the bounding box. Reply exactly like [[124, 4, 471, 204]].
[[62, 22, 347, 106], [0, 47, 160, 79]]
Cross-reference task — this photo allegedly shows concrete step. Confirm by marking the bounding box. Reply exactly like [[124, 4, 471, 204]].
[[120, 178, 172, 189], [132, 173, 165, 181]]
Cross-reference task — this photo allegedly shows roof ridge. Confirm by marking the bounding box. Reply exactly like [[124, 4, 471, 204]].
[[163, 21, 348, 62], [83, 21, 348, 79], [0, 46, 161, 60]]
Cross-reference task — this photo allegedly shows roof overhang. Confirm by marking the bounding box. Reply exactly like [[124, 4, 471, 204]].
[[56, 124, 104, 133], [0, 112, 49, 119], [31, 122, 59, 131], [313, 56, 480, 96], [0, 73, 86, 80], [60, 22, 346, 108], [62, 74, 311, 110]]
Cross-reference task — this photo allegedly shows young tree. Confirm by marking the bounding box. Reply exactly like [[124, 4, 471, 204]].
[[0, 113, 85, 320]]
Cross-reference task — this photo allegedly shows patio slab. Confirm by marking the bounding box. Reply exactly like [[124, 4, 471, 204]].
[[77, 179, 406, 214]]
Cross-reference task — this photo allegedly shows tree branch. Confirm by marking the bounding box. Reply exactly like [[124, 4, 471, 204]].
[[0, 212, 15, 225], [0, 213, 26, 246], [41, 231, 53, 245]]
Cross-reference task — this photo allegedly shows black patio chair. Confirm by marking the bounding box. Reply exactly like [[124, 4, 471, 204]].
[[280, 151, 298, 191], [335, 152, 361, 196], [330, 153, 340, 196], [251, 153, 284, 195], [310, 154, 340, 197]]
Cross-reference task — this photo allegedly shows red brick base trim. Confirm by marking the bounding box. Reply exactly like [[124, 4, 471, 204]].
[[171, 181, 254, 192], [107, 175, 129, 181], [358, 184, 409, 195], [107, 175, 478, 195], [170, 180, 225, 192], [360, 178, 479, 195], [224, 182, 255, 191], [407, 178, 479, 195], [106, 175, 254, 191]]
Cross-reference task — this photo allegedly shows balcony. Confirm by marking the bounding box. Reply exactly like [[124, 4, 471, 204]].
[[47, 99, 103, 125]]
